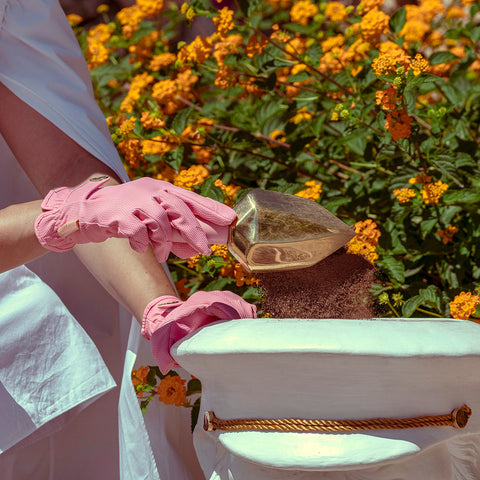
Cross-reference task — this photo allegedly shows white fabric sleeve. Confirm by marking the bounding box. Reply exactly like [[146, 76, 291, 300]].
[[0, 0, 128, 182]]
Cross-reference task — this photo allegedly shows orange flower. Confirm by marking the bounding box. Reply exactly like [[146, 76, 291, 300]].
[[234, 263, 258, 287], [347, 219, 381, 263], [393, 188, 416, 203], [157, 375, 187, 406], [420, 180, 449, 204], [295, 180, 322, 201], [359, 8, 390, 43], [375, 86, 398, 111], [174, 278, 191, 301], [437, 225, 458, 244], [132, 366, 149, 388], [385, 109, 413, 141], [325, 2, 348, 21], [449, 292, 480, 320]]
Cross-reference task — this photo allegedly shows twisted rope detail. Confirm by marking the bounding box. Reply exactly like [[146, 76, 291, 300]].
[[203, 405, 472, 433]]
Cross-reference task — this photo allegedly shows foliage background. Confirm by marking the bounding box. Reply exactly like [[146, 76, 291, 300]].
[[70, 0, 480, 322]]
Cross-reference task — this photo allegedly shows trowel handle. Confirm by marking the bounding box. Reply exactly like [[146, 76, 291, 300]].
[[171, 218, 230, 245]]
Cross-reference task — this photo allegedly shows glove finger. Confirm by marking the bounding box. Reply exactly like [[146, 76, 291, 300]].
[[187, 290, 257, 319], [154, 191, 211, 256], [170, 242, 201, 259], [150, 325, 178, 375], [164, 184, 237, 226]]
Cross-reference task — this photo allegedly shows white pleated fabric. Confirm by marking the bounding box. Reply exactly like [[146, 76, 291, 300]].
[[0, 0, 203, 478]]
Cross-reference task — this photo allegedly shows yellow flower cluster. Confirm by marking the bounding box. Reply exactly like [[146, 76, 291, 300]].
[[67, 13, 83, 26], [289, 0, 319, 25], [234, 263, 258, 287], [449, 292, 480, 320], [178, 36, 212, 64], [118, 138, 144, 170], [210, 244, 230, 260], [149, 52, 176, 72], [359, 7, 390, 43], [137, 0, 164, 17], [290, 106, 313, 124], [117, 5, 146, 39], [142, 134, 178, 156], [295, 180, 323, 201], [86, 23, 112, 70], [119, 116, 137, 135], [358, 0, 384, 14], [120, 73, 155, 113], [437, 225, 458, 244], [324, 2, 348, 22], [372, 44, 415, 76], [410, 53, 429, 76], [214, 34, 243, 65], [399, 0, 445, 44], [181, 119, 215, 164], [140, 111, 165, 130], [246, 34, 268, 58], [152, 69, 199, 115], [393, 188, 416, 203], [129, 31, 159, 64], [319, 36, 370, 76], [173, 165, 210, 190], [157, 374, 187, 406], [117, 0, 164, 38], [213, 7, 235, 39], [347, 219, 381, 263], [420, 180, 449, 204], [214, 178, 240, 205]]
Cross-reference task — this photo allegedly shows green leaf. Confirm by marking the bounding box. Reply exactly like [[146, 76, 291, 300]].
[[420, 219, 437, 238], [429, 51, 460, 66], [172, 107, 194, 135], [418, 285, 442, 311], [402, 295, 424, 317], [379, 256, 405, 283], [197, 174, 223, 202], [186, 378, 202, 396], [190, 399, 201, 432], [165, 146, 184, 172], [140, 399, 151, 416], [455, 152, 476, 169], [443, 189, 480, 204], [431, 159, 464, 187], [146, 367, 158, 387], [204, 276, 234, 291], [390, 7, 406, 34]]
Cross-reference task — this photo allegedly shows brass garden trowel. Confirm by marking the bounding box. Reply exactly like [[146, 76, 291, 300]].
[[228, 189, 355, 273], [191, 189, 355, 273]]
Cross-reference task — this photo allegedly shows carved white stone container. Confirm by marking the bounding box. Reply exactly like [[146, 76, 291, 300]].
[[172, 318, 480, 480]]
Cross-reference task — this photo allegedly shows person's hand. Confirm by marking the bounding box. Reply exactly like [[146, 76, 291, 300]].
[[34, 176, 236, 262], [142, 291, 257, 374]]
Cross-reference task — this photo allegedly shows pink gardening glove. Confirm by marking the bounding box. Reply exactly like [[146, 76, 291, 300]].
[[34, 176, 236, 262], [142, 291, 257, 374]]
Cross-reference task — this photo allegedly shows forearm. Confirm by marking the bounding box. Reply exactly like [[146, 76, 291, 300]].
[[0, 200, 49, 273], [74, 239, 176, 323]]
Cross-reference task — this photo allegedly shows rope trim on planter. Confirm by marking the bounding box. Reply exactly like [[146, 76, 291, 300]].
[[203, 405, 472, 433]]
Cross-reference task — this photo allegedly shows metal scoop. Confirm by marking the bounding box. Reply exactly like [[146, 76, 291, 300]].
[[228, 189, 355, 273]]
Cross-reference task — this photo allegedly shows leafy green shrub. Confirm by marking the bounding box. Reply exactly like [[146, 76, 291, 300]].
[[70, 0, 480, 324]]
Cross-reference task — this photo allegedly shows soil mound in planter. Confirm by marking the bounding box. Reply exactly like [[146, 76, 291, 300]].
[[256, 247, 375, 319]]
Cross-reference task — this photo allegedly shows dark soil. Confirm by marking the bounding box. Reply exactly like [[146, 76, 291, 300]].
[[256, 247, 375, 319]]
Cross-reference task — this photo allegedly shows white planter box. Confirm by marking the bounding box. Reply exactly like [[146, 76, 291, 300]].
[[173, 318, 480, 480]]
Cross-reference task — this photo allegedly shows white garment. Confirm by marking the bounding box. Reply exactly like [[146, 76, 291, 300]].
[[0, 0, 203, 478]]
